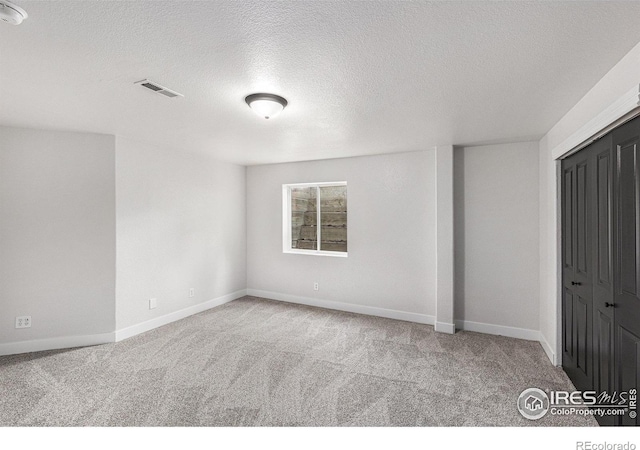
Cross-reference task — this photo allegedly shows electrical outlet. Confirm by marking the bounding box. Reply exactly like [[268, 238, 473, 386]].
[[149, 298, 157, 310], [189, 288, 195, 298], [313, 282, 319, 291], [15, 316, 31, 329]]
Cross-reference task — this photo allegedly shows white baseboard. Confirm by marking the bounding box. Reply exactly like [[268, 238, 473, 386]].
[[246, 290, 551, 350], [539, 332, 558, 366], [0, 332, 115, 357], [246, 289, 435, 325], [115, 289, 247, 342], [455, 319, 540, 342], [0, 289, 561, 367], [0, 290, 247, 357], [434, 321, 456, 334]]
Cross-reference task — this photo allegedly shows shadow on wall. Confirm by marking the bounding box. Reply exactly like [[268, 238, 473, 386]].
[[454, 147, 466, 322]]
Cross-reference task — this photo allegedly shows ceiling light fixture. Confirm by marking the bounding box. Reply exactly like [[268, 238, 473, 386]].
[[245, 93, 288, 119], [0, 0, 28, 25]]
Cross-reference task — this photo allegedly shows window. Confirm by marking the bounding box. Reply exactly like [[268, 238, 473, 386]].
[[282, 182, 347, 257]]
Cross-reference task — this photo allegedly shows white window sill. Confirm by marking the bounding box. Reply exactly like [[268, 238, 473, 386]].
[[283, 249, 348, 258]]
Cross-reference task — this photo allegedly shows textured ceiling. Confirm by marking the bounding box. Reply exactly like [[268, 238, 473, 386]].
[[2, 1, 640, 165]]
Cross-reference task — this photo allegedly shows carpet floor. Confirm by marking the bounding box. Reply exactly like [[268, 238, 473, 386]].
[[0, 296, 596, 426]]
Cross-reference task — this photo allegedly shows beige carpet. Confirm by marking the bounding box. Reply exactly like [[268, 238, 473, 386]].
[[0, 296, 596, 426]]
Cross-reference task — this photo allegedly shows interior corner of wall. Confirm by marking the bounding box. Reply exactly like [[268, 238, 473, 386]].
[[538, 331, 557, 366]]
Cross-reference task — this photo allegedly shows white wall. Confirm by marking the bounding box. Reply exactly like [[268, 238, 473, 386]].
[[454, 142, 540, 332], [115, 137, 247, 331], [539, 40, 640, 364], [0, 126, 116, 345], [246, 151, 437, 320]]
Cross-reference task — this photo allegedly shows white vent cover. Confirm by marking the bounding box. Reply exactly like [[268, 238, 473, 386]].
[[135, 79, 183, 98]]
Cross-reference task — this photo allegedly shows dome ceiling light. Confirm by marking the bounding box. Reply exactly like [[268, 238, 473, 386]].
[[0, 1, 28, 25], [245, 93, 288, 119]]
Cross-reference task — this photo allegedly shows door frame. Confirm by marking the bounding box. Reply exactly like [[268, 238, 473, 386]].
[[556, 159, 563, 366]]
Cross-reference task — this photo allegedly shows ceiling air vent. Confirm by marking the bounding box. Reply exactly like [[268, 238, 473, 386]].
[[135, 79, 183, 98]]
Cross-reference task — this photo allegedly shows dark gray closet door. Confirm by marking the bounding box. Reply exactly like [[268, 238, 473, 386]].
[[613, 116, 640, 426], [562, 115, 640, 426], [590, 135, 616, 426], [562, 146, 594, 393]]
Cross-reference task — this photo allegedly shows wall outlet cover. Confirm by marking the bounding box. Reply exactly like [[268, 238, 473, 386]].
[[149, 298, 157, 310], [15, 316, 31, 329]]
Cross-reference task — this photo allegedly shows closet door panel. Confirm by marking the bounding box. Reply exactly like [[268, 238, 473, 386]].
[[562, 162, 577, 370], [562, 149, 594, 392], [564, 288, 575, 359], [591, 137, 615, 425], [575, 294, 591, 378], [617, 326, 640, 426], [613, 116, 640, 426], [594, 311, 614, 391], [596, 149, 613, 288], [617, 138, 638, 297]]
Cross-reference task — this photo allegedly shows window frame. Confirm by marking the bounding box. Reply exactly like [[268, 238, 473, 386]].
[[282, 181, 348, 258]]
